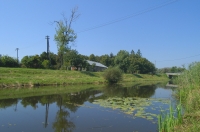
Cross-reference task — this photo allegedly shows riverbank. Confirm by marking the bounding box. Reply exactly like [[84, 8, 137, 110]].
[[174, 62, 200, 131], [159, 62, 200, 132], [0, 67, 168, 88]]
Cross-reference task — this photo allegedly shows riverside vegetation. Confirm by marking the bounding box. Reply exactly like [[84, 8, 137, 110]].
[[159, 62, 200, 132], [0, 67, 168, 88]]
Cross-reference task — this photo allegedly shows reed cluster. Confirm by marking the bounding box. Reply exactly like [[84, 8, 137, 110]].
[[158, 62, 200, 132]]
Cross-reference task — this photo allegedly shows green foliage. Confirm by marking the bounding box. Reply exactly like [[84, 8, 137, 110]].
[[157, 66, 185, 73], [0, 55, 18, 67], [103, 67, 123, 83], [17, 44, 155, 74], [99, 54, 111, 67], [21, 55, 42, 68], [42, 60, 50, 69], [136, 49, 142, 57], [130, 49, 135, 55], [89, 54, 96, 61], [65, 49, 85, 70], [113, 50, 155, 74], [114, 50, 130, 73]]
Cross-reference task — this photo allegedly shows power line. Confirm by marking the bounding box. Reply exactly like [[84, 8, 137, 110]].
[[157, 53, 200, 62], [10, 0, 178, 52], [77, 0, 179, 33]]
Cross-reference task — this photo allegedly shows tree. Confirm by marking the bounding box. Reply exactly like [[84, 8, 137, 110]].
[[54, 7, 79, 69], [114, 50, 130, 73], [21, 55, 42, 68], [136, 49, 142, 57], [65, 49, 84, 70], [0, 55, 18, 67], [131, 50, 135, 55], [89, 54, 96, 61], [110, 52, 114, 58], [100, 54, 111, 67]]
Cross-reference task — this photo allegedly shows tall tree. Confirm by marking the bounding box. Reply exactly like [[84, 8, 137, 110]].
[[114, 50, 130, 73], [54, 7, 79, 69], [130, 50, 135, 55], [136, 49, 142, 57]]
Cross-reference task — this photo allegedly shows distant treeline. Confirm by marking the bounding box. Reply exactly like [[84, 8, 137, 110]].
[[0, 49, 157, 74], [157, 66, 185, 73]]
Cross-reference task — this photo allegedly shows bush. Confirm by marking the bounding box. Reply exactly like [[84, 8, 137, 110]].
[[103, 67, 123, 83]]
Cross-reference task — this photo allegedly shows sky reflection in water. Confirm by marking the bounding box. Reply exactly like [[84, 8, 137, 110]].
[[0, 83, 175, 132]]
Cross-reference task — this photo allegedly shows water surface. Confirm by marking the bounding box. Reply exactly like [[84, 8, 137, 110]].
[[0, 83, 176, 132]]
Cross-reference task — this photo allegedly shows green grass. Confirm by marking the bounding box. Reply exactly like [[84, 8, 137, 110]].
[[0, 67, 168, 88], [158, 62, 200, 132], [158, 102, 183, 132]]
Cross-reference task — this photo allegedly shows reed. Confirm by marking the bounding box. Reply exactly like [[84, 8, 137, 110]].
[[158, 62, 200, 132], [158, 103, 183, 132]]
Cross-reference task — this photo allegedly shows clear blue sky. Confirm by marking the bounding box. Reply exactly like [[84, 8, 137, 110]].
[[0, 0, 200, 68]]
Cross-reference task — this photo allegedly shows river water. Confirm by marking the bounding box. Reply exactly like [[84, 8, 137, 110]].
[[0, 82, 176, 132]]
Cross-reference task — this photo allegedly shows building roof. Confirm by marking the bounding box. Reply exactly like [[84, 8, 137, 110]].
[[86, 60, 108, 68]]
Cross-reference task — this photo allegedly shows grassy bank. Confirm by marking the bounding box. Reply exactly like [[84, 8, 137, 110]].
[[159, 62, 200, 132], [0, 67, 168, 88]]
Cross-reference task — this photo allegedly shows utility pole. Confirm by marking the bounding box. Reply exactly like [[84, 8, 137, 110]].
[[45, 36, 50, 58], [45, 36, 51, 67], [15, 48, 19, 64]]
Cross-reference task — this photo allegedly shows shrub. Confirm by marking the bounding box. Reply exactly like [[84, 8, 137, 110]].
[[103, 67, 123, 83]]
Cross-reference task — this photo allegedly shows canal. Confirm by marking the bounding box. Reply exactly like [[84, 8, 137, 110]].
[[0, 82, 176, 132]]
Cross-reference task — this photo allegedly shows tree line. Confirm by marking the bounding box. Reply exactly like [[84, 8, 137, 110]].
[[157, 66, 185, 73], [0, 49, 156, 74]]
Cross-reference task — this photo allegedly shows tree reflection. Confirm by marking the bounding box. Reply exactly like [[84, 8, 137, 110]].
[[53, 109, 75, 132], [102, 84, 157, 98], [0, 99, 18, 110], [39, 95, 55, 128], [21, 96, 41, 109], [53, 95, 75, 132]]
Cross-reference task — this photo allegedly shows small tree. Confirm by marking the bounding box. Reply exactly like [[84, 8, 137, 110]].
[[103, 67, 123, 83]]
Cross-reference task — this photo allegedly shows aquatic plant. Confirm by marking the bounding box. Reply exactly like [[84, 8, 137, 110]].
[[93, 97, 170, 122]]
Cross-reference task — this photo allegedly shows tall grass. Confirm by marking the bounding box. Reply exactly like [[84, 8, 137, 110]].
[[158, 102, 183, 132], [158, 62, 200, 132]]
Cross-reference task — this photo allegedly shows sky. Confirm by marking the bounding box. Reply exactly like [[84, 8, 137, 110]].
[[0, 0, 200, 68]]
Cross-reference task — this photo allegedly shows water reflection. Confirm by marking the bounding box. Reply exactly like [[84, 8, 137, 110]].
[[102, 84, 157, 98], [0, 83, 175, 132]]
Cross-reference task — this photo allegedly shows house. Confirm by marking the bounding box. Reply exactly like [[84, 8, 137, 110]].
[[86, 60, 108, 72]]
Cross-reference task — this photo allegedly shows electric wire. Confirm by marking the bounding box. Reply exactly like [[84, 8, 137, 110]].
[[157, 53, 200, 62], [77, 0, 179, 33]]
